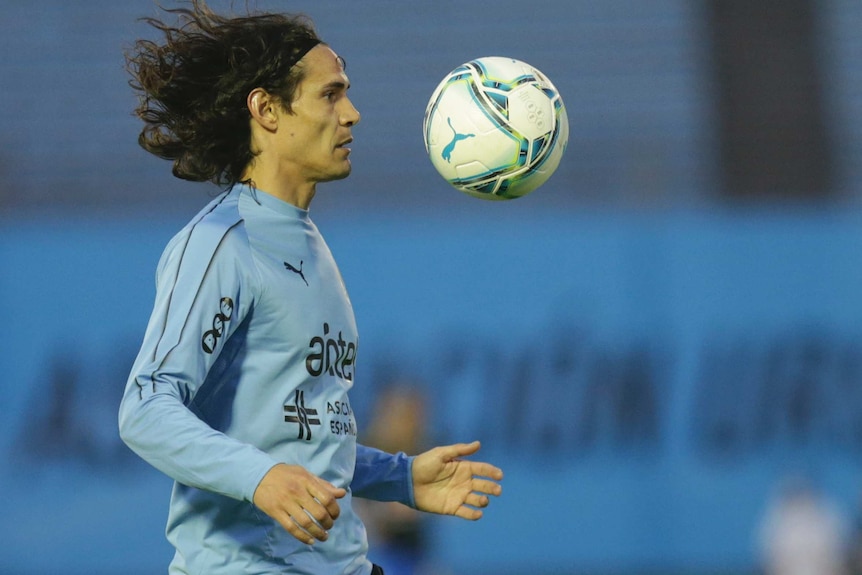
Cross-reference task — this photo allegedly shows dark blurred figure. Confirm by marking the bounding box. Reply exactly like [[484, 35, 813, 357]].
[[359, 384, 436, 575]]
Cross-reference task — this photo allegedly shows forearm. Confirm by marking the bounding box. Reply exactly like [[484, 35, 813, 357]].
[[119, 385, 277, 502], [351, 444, 415, 507]]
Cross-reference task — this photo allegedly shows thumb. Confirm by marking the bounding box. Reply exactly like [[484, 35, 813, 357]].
[[315, 478, 347, 499], [327, 483, 348, 498], [441, 440, 482, 460]]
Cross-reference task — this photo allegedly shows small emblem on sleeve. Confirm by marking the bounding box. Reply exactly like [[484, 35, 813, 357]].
[[201, 297, 234, 354]]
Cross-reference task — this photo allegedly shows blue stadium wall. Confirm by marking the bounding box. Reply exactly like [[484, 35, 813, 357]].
[[3, 210, 862, 574]]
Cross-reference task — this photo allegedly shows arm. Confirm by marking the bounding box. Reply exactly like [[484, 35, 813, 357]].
[[118, 219, 276, 502]]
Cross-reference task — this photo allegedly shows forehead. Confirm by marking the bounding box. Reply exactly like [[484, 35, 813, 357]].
[[299, 44, 349, 85]]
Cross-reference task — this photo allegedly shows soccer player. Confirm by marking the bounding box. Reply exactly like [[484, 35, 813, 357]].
[[117, 2, 503, 574]]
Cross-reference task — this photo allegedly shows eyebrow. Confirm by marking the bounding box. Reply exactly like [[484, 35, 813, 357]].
[[321, 80, 349, 92]]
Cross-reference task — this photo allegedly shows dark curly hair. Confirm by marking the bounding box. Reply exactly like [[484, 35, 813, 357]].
[[126, 0, 322, 186]]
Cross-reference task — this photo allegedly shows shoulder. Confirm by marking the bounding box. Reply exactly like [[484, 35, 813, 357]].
[[162, 191, 248, 262], [156, 190, 256, 288]]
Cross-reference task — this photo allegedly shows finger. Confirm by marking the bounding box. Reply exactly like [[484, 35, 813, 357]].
[[468, 462, 504, 481], [307, 491, 344, 530], [464, 492, 491, 509], [439, 440, 482, 460], [471, 478, 502, 497], [454, 505, 484, 521], [310, 489, 342, 522], [277, 511, 317, 545], [304, 499, 336, 531], [279, 498, 330, 543], [289, 507, 330, 542]]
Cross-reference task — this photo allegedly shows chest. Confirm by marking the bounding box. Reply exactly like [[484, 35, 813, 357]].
[[247, 223, 358, 363]]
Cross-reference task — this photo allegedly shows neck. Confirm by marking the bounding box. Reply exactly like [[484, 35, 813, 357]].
[[241, 167, 316, 210]]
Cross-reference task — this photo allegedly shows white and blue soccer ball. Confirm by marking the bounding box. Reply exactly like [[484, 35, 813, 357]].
[[423, 56, 569, 201]]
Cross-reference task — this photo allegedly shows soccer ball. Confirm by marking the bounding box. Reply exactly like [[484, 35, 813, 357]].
[[423, 56, 569, 201]]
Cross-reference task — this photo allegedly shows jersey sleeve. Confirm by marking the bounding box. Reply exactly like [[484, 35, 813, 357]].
[[118, 212, 278, 503], [351, 444, 415, 507]]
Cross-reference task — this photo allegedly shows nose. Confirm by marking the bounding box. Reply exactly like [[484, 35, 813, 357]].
[[341, 97, 361, 127]]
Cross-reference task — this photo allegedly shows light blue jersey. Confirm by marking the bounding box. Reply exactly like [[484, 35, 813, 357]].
[[119, 184, 413, 575]]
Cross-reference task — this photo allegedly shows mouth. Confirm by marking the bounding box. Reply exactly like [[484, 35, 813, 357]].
[[335, 137, 353, 151]]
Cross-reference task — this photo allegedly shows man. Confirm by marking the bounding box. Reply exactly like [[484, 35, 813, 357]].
[[117, 2, 503, 574]]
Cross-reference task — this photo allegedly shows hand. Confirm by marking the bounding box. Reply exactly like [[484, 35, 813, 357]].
[[412, 441, 503, 520], [252, 463, 347, 544]]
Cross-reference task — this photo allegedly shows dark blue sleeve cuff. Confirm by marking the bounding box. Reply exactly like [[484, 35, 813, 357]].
[[351, 444, 415, 507]]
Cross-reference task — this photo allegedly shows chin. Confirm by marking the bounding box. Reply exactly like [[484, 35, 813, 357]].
[[329, 163, 352, 182]]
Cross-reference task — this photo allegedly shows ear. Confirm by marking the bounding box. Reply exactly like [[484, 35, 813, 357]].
[[247, 88, 279, 131]]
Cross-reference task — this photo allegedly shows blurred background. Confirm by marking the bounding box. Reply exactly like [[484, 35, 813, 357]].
[[2, 0, 862, 574]]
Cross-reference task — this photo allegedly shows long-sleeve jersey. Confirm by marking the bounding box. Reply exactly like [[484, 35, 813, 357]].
[[119, 183, 414, 575]]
